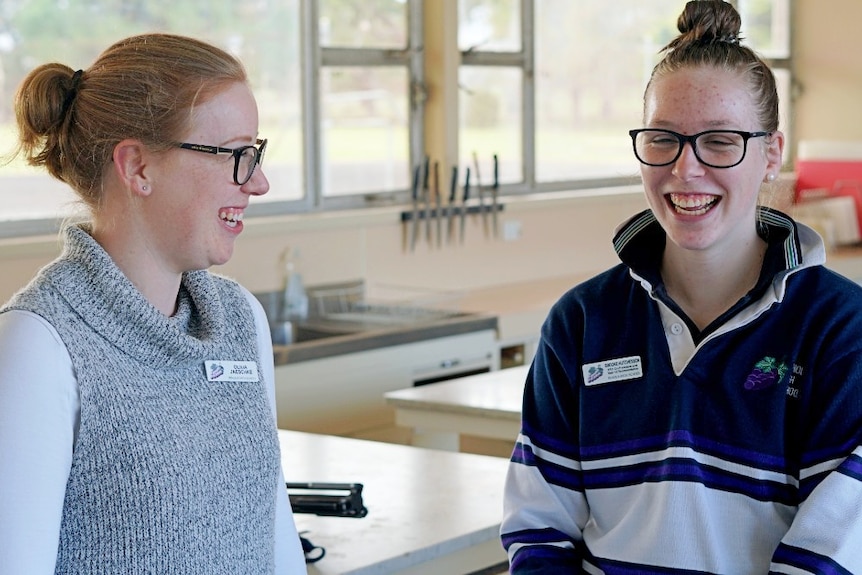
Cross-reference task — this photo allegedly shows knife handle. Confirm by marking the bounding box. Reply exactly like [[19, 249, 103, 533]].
[[493, 154, 499, 189], [449, 166, 458, 203]]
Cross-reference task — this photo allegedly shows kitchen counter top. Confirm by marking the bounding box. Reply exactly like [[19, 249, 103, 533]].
[[279, 430, 509, 574], [386, 365, 526, 422], [384, 366, 527, 451]]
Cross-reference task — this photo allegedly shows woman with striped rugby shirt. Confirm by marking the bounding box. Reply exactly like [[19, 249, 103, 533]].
[[501, 1, 862, 573]]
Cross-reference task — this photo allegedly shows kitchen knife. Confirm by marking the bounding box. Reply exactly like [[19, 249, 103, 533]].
[[423, 155, 432, 245], [447, 165, 458, 244], [460, 166, 470, 244], [472, 151, 489, 238], [434, 161, 442, 248], [492, 154, 499, 237], [409, 163, 421, 251]]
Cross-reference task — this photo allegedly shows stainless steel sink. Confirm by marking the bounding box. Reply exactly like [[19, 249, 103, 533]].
[[256, 281, 498, 364], [270, 319, 356, 346]]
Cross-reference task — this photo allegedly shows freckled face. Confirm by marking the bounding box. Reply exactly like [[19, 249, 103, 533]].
[[147, 82, 269, 272], [640, 66, 778, 254]]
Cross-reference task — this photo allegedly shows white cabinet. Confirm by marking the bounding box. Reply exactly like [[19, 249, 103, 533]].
[[274, 329, 498, 437]]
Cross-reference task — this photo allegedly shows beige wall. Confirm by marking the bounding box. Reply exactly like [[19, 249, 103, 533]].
[[793, 0, 862, 142], [0, 4, 859, 305]]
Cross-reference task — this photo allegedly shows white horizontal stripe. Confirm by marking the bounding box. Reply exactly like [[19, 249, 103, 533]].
[[800, 445, 862, 480], [518, 433, 583, 471], [581, 444, 797, 487], [800, 455, 845, 480]]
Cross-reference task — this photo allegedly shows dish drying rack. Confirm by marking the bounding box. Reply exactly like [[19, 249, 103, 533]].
[[306, 280, 462, 325]]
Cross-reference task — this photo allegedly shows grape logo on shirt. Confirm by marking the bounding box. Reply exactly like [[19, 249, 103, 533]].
[[743, 356, 788, 391]]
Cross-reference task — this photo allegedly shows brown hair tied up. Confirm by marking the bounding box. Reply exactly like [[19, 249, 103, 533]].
[[61, 69, 85, 118], [644, 0, 780, 134], [664, 0, 743, 52], [13, 33, 247, 210]]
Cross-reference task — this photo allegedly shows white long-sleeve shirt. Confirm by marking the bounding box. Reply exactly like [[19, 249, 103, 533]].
[[0, 291, 306, 574]]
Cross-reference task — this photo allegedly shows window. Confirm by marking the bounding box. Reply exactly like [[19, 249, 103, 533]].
[[0, 0, 303, 234], [459, 0, 793, 195], [315, 0, 418, 206], [0, 0, 792, 237]]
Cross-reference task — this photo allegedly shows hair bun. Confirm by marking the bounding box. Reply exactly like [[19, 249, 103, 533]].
[[669, 0, 743, 50]]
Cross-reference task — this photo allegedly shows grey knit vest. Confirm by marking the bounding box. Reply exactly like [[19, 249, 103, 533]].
[[2, 226, 280, 574]]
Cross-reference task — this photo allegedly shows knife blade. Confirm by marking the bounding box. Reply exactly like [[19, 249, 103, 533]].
[[460, 166, 470, 244], [472, 151, 489, 238], [409, 163, 421, 251], [492, 154, 499, 237], [423, 155, 432, 245], [447, 165, 458, 244], [434, 161, 442, 248]]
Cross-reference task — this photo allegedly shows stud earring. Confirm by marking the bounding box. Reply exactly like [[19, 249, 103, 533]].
[[142, 185, 149, 191], [765, 173, 776, 183]]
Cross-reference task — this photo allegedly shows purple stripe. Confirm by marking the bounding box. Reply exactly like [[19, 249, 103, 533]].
[[801, 436, 862, 468], [540, 459, 584, 491], [502, 527, 574, 548], [773, 544, 853, 575], [511, 442, 536, 466], [580, 429, 787, 471], [583, 457, 797, 504], [840, 453, 862, 480]]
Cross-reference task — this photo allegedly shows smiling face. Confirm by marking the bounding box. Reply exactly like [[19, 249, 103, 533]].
[[145, 81, 268, 272], [640, 66, 782, 255]]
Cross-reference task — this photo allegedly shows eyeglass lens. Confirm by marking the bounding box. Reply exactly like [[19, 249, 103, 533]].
[[235, 140, 266, 185], [633, 130, 748, 168]]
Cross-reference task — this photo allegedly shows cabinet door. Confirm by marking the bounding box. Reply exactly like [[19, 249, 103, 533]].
[[274, 330, 497, 436]]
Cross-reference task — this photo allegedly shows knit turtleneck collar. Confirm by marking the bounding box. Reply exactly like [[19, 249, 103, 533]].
[[51, 225, 231, 368]]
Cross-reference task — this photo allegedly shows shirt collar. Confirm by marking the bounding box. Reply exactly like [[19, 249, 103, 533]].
[[612, 206, 803, 281], [612, 207, 805, 342]]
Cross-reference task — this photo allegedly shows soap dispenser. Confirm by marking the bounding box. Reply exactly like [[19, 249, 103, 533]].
[[271, 247, 308, 346], [280, 247, 309, 321]]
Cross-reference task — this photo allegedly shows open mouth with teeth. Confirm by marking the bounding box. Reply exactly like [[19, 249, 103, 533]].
[[667, 193, 719, 217], [219, 208, 244, 228]]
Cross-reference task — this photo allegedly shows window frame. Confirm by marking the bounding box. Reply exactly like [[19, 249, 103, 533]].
[[0, 0, 794, 238]]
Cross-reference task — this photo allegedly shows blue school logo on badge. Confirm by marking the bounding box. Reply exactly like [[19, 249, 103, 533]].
[[209, 363, 224, 380], [586, 366, 604, 383]]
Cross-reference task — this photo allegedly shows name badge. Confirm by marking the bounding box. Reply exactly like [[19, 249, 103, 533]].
[[582, 356, 643, 386], [205, 360, 259, 383]]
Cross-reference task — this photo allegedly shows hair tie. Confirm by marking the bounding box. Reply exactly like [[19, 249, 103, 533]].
[[718, 33, 740, 45], [61, 69, 84, 118]]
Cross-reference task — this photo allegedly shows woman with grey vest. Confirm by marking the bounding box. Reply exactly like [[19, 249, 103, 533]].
[[0, 34, 307, 574]]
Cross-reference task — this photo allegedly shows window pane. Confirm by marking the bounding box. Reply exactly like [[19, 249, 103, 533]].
[[458, 0, 521, 52], [0, 0, 302, 221], [459, 67, 522, 185], [319, 0, 408, 49], [535, 1, 682, 182], [738, 0, 791, 58], [320, 66, 410, 197]]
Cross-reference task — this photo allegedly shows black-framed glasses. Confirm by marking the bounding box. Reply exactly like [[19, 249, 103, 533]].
[[629, 129, 770, 169], [176, 138, 267, 185]]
